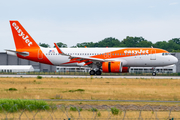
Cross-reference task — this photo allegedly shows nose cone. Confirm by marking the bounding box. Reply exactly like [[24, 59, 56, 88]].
[[172, 56, 178, 64]]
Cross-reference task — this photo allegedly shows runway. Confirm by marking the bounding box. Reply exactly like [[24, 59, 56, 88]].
[[0, 74, 180, 79]]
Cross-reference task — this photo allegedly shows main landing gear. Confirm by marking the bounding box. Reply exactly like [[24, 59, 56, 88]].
[[89, 70, 102, 75], [152, 72, 156, 76]]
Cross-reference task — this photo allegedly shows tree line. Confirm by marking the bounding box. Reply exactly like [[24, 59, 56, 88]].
[[39, 36, 180, 52]]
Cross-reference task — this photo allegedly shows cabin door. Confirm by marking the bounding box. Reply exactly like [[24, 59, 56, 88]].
[[150, 50, 156, 60]]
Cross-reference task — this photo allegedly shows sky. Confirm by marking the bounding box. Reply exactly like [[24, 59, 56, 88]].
[[0, 0, 180, 51]]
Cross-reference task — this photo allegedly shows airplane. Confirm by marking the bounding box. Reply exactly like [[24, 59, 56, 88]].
[[6, 20, 178, 76]]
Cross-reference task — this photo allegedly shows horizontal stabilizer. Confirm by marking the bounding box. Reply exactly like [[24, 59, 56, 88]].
[[5, 49, 29, 56]]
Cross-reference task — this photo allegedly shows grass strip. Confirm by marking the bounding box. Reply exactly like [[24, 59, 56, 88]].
[[0, 99, 50, 112]]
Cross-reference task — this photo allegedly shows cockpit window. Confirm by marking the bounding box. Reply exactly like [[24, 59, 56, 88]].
[[162, 53, 170, 56]]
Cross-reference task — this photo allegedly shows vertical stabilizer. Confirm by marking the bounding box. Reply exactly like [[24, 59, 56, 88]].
[[9, 20, 39, 49]]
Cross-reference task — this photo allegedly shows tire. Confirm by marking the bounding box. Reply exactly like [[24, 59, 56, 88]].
[[89, 70, 95, 75], [152, 72, 156, 76], [96, 70, 102, 75]]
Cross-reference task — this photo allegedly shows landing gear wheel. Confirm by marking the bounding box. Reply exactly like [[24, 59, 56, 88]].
[[96, 70, 102, 75], [152, 72, 156, 76], [89, 70, 96, 75]]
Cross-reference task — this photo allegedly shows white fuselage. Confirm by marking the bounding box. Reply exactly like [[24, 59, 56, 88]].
[[40, 47, 178, 67]]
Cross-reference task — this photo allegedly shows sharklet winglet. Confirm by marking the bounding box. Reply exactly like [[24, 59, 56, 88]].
[[54, 43, 69, 56]]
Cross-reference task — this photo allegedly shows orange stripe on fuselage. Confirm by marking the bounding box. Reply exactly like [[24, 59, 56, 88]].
[[16, 49, 53, 65], [90, 48, 168, 59]]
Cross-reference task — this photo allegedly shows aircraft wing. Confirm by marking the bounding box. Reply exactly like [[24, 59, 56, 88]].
[[54, 43, 111, 66]]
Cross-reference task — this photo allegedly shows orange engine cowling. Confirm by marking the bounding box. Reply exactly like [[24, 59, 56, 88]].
[[102, 61, 122, 73], [122, 67, 129, 73]]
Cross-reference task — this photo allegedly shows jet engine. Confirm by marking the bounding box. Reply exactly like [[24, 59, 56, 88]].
[[102, 61, 122, 73]]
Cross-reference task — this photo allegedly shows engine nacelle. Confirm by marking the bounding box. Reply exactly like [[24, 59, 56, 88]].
[[102, 61, 122, 73], [122, 67, 129, 73]]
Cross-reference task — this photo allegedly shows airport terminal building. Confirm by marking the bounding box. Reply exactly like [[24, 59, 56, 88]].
[[0, 52, 180, 73]]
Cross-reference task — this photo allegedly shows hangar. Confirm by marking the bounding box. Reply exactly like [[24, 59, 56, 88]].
[[0, 52, 56, 72]]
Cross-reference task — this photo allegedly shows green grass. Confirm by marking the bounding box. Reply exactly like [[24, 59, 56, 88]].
[[68, 89, 85, 92], [91, 108, 98, 112], [111, 107, 119, 115], [70, 106, 82, 111], [0, 99, 50, 112], [8, 88, 17, 91], [37, 75, 42, 79]]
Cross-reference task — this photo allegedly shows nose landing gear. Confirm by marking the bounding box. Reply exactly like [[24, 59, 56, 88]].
[[152, 67, 157, 76]]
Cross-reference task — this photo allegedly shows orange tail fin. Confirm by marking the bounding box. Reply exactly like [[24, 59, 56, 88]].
[[9, 20, 39, 49]]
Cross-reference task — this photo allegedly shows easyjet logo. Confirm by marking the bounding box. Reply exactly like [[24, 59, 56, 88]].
[[124, 49, 149, 54], [12, 22, 32, 46]]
